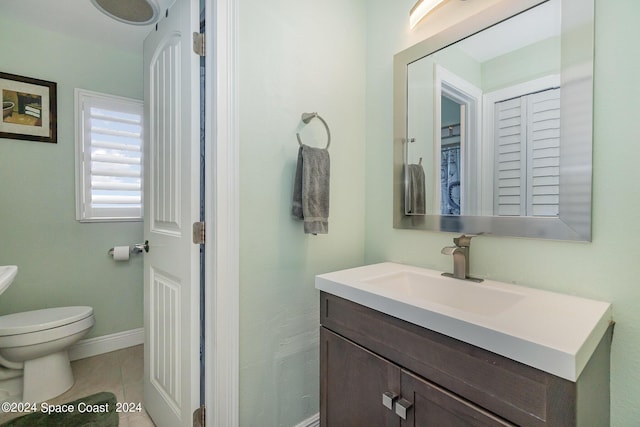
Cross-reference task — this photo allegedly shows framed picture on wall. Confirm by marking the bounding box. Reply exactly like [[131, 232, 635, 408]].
[[0, 72, 57, 144]]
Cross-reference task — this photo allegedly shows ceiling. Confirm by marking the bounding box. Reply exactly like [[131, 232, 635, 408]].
[[0, 0, 155, 53], [2, 0, 560, 62], [457, 0, 561, 63]]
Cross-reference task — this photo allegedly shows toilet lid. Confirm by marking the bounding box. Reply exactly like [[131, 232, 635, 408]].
[[0, 306, 94, 336]]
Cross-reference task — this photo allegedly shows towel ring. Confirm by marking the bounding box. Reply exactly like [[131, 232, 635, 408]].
[[296, 112, 331, 149]]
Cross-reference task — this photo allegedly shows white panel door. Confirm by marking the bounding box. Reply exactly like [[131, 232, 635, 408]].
[[142, 0, 200, 426]]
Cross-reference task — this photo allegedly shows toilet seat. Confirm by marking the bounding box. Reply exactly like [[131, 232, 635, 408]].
[[0, 307, 95, 349], [0, 307, 93, 336]]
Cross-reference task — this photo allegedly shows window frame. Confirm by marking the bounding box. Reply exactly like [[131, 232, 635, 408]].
[[74, 88, 144, 222]]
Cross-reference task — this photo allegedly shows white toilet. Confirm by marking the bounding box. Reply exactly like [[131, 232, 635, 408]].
[[0, 266, 95, 403]]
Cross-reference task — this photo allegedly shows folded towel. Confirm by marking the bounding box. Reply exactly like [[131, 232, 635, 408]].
[[292, 144, 330, 234], [406, 163, 426, 215]]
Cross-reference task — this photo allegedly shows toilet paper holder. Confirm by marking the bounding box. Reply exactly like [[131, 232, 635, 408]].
[[107, 240, 149, 256]]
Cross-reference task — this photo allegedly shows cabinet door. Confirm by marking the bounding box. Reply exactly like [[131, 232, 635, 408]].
[[321, 328, 401, 427], [400, 370, 515, 427]]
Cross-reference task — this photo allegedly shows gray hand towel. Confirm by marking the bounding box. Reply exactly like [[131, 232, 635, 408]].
[[292, 144, 330, 234], [407, 163, 426, 215]]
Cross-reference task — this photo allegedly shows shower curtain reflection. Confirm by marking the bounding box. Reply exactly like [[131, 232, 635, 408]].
[[441, 144, 460, 215]]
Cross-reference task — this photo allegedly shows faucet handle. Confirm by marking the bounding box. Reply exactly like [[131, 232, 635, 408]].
[[453, 234, 480, 247], [441, 246, 458, 255]]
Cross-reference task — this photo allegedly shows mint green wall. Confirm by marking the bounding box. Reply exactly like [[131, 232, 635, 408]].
[[433, 47, 483, 88], [482, 37, 561, 92], [239, 0, 366, 424], [365, 0, 640, 425], [0, 15, 144, 338]]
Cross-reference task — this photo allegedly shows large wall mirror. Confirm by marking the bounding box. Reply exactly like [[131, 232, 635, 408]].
[[393, 0, 594, 241]]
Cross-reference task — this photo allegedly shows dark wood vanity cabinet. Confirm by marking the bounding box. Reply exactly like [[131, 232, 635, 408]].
[[322, 327, 401, 427], [322, 328, 513, 426], [320, 292, 613, 427]]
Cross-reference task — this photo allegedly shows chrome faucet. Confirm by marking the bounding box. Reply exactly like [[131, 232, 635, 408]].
[[441, 235, 483, 282]]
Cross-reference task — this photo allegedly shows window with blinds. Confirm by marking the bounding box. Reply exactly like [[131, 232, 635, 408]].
[[75, 89, 143, 222]]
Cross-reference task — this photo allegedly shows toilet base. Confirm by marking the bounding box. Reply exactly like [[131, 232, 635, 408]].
[[23, 351, 74, 402], [0, 376, 22, 403]]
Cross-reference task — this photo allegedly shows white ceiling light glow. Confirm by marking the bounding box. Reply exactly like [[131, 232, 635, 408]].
[[409, 0, 448, 29]]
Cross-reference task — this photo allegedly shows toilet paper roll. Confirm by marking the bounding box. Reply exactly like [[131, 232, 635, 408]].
[[112, 246, 130, 261]]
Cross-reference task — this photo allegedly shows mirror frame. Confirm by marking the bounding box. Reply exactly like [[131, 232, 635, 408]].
[[393, 0, 594, 241]]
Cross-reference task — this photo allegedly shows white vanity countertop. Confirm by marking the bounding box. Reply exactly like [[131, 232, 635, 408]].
[[316, 262, 612, 382]]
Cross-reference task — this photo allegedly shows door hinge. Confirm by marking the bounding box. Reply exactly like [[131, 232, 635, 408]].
[[193, 221, 206, 245], [193, 32, 205, 56], [193, 405, 206, 427]]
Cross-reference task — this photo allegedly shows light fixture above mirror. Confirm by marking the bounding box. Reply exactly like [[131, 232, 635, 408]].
[[410, 0, 449, 29]]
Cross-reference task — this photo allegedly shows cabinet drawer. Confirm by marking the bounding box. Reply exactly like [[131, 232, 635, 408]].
[[320, 292, 575, 426]]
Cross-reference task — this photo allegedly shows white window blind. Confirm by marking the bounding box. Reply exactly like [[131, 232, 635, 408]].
[[75, 89, 143, 222], [494, 87, 560, 217]]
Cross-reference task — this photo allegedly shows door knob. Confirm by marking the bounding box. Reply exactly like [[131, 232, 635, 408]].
[[133, 240, 149, 253]]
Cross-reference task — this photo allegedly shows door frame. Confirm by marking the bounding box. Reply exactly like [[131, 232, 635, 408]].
[[204, 0, 240, 426], [434, 64, 482, 215]]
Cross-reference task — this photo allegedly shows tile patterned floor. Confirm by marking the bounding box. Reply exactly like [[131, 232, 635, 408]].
[[0, 345, 155, 426]]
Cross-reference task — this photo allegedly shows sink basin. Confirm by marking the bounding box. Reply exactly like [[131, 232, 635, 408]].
[[316, 262, 612, 381], [363, 271, 525, 316], [0, 265, 18, 296]]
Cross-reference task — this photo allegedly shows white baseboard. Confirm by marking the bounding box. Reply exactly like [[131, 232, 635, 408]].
[[68, 328, 144, 361], [294, 413, 319, 427]]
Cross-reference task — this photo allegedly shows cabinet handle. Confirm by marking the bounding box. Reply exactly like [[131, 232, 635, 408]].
[[382, 391, 398, 410], [395, 398, 413, 420]]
